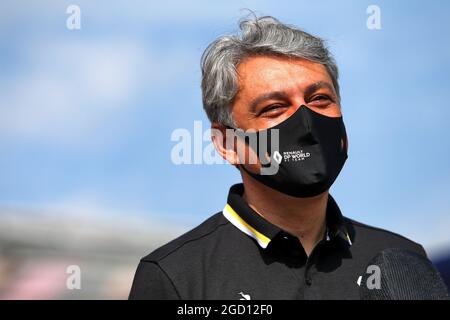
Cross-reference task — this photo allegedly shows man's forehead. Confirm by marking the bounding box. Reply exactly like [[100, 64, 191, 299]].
[[236, 55, 333, 96]]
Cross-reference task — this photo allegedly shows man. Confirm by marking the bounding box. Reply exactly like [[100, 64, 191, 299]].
[[129, 15, 428, 299]]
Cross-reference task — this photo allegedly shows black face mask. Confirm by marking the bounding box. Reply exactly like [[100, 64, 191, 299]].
[[234, 105, 348, 198]]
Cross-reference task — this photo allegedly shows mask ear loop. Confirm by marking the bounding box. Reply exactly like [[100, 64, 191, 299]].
[[233, 126, 281, 177], [226, 125, 266, 175]]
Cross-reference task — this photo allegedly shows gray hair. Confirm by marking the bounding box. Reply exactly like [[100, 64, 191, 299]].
[[201, 15, 340, 127]]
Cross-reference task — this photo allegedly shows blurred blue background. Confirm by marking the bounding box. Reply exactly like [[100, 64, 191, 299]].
[[0, 0, 449, 299]]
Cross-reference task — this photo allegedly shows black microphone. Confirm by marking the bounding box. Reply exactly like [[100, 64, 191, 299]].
[[359, 248, 449, 300]]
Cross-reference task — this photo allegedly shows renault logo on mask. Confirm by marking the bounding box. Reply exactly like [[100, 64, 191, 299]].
[[272, 151, 282, 164]]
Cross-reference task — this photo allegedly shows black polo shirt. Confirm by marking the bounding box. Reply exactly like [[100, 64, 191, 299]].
[[129, 184, 427, 300]]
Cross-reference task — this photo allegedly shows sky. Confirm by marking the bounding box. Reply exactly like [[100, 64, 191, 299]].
[[0, 0, 449, 254]]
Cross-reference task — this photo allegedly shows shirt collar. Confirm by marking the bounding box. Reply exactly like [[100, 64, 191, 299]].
[[222, 183, 352, 249]]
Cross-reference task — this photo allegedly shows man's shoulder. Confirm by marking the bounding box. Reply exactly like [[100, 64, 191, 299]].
[[141, 212, 230, 264], [344, 217, 427, 256]]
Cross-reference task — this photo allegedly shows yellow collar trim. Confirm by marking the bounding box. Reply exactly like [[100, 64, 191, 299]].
[[222, 204, 271, 248]]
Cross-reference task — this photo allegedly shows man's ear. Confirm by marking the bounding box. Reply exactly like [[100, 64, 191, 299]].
[[211, 123, 240, 166]]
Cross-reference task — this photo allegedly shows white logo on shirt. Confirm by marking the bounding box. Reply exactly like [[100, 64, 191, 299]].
[[238, 291, 251, 300]]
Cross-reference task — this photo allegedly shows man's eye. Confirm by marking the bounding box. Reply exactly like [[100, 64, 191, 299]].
[[307, 94, 334, 108], [311, 95, 330, 101], [259, 104, 286, 116]]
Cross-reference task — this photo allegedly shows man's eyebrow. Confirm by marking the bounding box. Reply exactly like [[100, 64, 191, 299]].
[[249, 91, 290, 114], [304, 81, 336, 97]]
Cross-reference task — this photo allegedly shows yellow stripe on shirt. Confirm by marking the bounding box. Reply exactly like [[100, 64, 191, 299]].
[[224, 204, 271, 246]]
